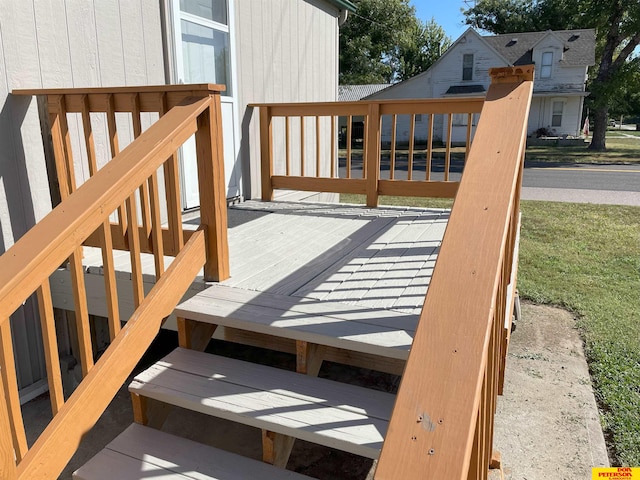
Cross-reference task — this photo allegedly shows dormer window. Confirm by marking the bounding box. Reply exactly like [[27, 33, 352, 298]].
[[463, 54, 474, 81], [541, 52, 553, 78]]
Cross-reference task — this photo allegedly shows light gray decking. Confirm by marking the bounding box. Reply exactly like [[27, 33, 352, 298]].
[[50, 201, 449, 351]]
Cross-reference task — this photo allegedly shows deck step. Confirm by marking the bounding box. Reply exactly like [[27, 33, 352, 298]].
[[73, 423, 313, 480], [130, 348, 395, 459], [175, 284, 417, 360]]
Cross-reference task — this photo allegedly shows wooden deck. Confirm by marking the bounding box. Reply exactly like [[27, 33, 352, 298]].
[[50, 200, 449, 363]]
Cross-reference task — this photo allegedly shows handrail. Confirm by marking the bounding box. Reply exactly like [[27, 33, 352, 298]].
[[375, 66, 534, 479], [0, 87, 229, 478], [254, 97, 484, 207]]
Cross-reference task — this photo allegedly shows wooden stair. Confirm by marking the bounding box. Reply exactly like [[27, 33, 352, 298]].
[[73, 423, 315, 480]]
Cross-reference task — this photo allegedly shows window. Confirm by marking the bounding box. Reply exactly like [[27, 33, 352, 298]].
[[551, 101, 563, 127], [177, 0, 232, 96], [462, 54, 473, 81], [541, 52, 553, 78]]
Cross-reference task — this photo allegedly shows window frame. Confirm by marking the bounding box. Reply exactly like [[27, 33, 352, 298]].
[[540, 51, 553, 79], [462, 54, 474, 81], [551, 100, 563, 127]]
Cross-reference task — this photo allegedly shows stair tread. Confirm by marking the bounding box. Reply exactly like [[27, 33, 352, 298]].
[[175, 284, 417, 359], [130, 348, 395, 459], [73, 423, 314, 480]]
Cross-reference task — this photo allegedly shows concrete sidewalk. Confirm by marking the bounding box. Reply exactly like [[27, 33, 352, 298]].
[[522, 187, 640, 206]]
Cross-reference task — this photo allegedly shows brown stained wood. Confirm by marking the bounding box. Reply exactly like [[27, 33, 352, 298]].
[[160, 93, 185, 253], [260, 107, 274, 201], [262, 430, 296, 468], [466, 114, 473, 162], [285, 116, 291, 176], [0, 97, 209, 321], [0, 320, 27, 462], [106, 94, 128, 238], [131, 392, 173, 430], [445, 114, 453, 182], [377, 98, 484, 116], [300, 116, 305, 177], [125, 196, 145, 308], [408, 114, 416, 181], [14, 84, 224, 113], [330, 116, 336, 178], [131, 93, 152, 239], [378, 180, 458, 199], [177, 318, 217, 352], [16, 229, 207, 480], [426, 114, 434, 181], [271, 176, 367, 195], [36, 282, 64, 415], [69, 252, 94, 376], [0, 384, 17, 479], [223, 328, 406, 376], [375, 69, 533, 480], [346, 116, 352, 178], [315, 116, 321, 177], [390, 115, 397, 180], [48, 96, 74, 199], [80, 95, 98, 176], [296, 341, 325, 376], [266, 103, 369, 118], [489, 450, 501, 470], [195, 95, 230, 282], [365, 103, 380, 207], [148, 172, 165, 279], [83, 223, 194, 257]]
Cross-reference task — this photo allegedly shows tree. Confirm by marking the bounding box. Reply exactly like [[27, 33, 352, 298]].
[[397, 18, 452, 81], [339, 0, 450, 84], [463, 0, 640, 150]]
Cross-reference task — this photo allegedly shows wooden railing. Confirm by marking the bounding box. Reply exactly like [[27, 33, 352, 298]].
[[0, 85, 228, 479], [374, 67, 534, 479], [255, 97, 484, 206]]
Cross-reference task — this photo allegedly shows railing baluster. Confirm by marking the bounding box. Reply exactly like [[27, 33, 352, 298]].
[[408, 114, 416, 181], [148, 171, 165, 279], [82, 95, 120, 340], [48, 95, 76, 198], [69, 252, 94, 376], [445, 113, 453, 181], [131, 93, 153, 239], [365, 103, 380, 207], [107, 94, 128, 238], [466, 113, 473, 163], [346, 115, 352, 179], [0, 383, 17, 478], [390, 115, 397, 180], [161, 93, 185, 250], [285, 116, 291, 176], [426, 113, 434, 181], [126, 195, 145, 308], [0, 319, 28, 461], [315, 116, 321, 177], [330, 116, 336, 178], [36, 281, 64, 415], [300, 116, 305, 176]]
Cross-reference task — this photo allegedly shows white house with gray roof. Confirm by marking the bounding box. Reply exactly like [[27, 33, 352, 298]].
[[367, 28, 595, 144]]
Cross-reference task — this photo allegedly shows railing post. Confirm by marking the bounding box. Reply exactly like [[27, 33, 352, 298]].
[[260, 106, 274, 201], [195, 93, 230, 282], [365, 102, 380, 207]]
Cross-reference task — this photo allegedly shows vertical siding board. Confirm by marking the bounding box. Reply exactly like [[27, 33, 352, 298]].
[[33, 0, 73, 88]]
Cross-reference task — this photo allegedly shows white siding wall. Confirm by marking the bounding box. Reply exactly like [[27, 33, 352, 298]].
[[529, 96, 583, 137], [0, 0, 165, 396], [234, 0, 340, 199]]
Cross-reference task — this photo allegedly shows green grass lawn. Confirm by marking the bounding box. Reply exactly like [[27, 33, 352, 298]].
[[340, 194, 640, 466], [526, 135, 640, 165]]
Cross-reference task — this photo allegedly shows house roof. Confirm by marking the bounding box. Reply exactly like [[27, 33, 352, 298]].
[[338, 84, 391, 101], [445, 85, 486, 95], [325, 0, 357, 12], [482, 29, 596, 67]]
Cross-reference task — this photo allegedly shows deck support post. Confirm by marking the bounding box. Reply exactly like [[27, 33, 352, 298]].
[[296, 340, 325, 376], [195, 94, 230, 282], [178, 318, 218, 352], [260, 106, 274, 201]]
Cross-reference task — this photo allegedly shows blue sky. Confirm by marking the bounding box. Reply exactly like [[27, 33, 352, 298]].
[[410, 0, 472, 39]]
